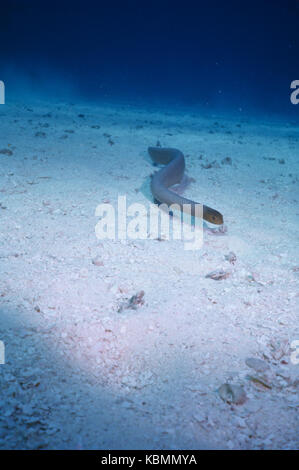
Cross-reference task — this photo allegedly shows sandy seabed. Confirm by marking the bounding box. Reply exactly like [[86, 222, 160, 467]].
[[0, 100, 298, 449]]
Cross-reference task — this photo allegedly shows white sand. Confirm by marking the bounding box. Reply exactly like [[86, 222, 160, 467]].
[[0, 100, 298, 449]]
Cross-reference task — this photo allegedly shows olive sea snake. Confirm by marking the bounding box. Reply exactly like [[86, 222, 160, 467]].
[[149, 146, 223, 225]]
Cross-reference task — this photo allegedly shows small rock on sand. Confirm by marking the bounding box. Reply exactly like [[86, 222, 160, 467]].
[[245, 357, 270, 373], [218, 383, 247, 405], [225, 252, 237, 264], [92, 257, 104, 266]]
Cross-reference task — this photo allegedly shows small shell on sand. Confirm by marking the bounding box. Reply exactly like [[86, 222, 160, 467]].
[[205, 270, 230, 280]]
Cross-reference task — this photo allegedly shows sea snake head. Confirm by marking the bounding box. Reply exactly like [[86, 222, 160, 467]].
[[204, 206, 224, 225]]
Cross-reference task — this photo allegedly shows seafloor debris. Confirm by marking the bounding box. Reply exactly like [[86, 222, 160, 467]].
[[221, 156, 232, 165], [268, 339, 290, 362], [201, 160, 220, 169], [118, 290, 145, 312], [92, 257, 104, 267], [218, 383, 247, 405], [246, 375, 272, 390], [246, 273, 264, 287], [245, 357, 270, 373], [0, 148, 13, 156], [207, 224, 228, 235], [224, 251, 237, 264], [205, 270, 230, 280], [34, 131, 46, 138], [127, 290, 145, 309]]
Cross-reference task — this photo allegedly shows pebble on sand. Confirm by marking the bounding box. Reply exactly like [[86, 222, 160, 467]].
[[245, 357, 270, 373], [218, 383, 247, 405], [92, 257, 104, 266]]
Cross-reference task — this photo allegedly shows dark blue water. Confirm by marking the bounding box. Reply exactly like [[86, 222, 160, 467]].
[[1, 0, 299, 119]]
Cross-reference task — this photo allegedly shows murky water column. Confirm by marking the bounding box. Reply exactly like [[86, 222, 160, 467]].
[[0, 80, 5, 104]]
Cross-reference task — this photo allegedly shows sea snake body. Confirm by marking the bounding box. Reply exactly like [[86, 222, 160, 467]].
[[148, 146, 223, 225]]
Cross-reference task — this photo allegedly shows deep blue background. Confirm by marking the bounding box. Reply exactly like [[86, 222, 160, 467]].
[[1, 0, 299, 116]]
